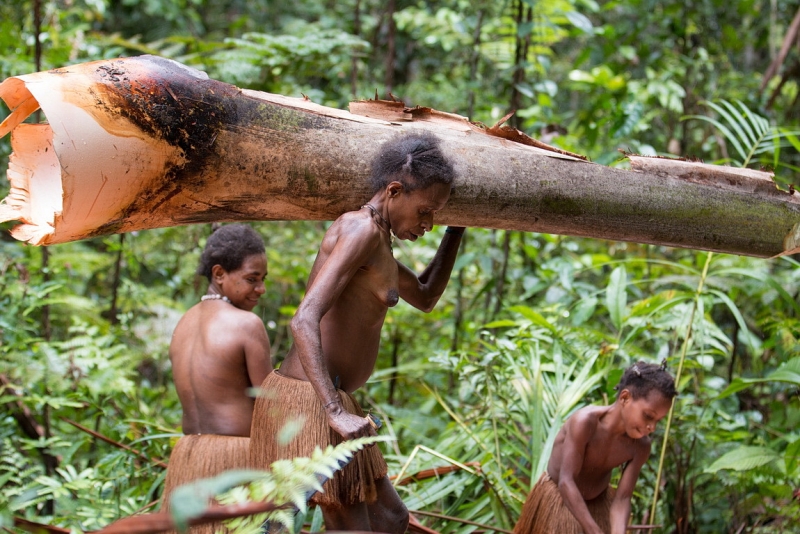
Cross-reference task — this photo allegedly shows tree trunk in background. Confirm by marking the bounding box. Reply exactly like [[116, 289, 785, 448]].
[[509, 0, 531, 130], [1, 55, 799, 258], [107, 233, 124, 325], [384, 0, 396, 95], [467, 9, 484, 119], [492, 230, 512, 320], [350, 0, 361, 99]]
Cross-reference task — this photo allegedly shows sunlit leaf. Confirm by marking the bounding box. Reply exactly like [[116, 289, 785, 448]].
[[605, 266, 627, 331], [565, 11, 593, 33], [717, 357, 800, 398], [704, 446, 781, 473]]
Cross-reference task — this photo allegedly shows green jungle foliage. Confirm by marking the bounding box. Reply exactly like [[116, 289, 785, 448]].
[[1, 1, 799, 533]]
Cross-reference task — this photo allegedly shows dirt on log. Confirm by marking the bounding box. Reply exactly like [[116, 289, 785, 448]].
[[1, 55, 799, 257]]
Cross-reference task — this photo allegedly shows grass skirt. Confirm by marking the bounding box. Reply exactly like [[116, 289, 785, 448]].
[[513, 472, 613, 534], [161, 434, 250, 534], [249, 371, 388, 507]]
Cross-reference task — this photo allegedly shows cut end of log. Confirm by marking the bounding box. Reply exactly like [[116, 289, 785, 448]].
[[0, 78, 62, 244], [0, 78, 41, 139], [0, 56, 193, 245]]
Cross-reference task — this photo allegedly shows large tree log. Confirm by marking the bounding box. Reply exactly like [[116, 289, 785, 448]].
[[1, 55, 798, 257]]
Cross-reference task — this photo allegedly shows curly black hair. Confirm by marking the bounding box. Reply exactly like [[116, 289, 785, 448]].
[[197, 224, 265, 280], [615, 360, 678, 400], [369, 131, 456, 193]]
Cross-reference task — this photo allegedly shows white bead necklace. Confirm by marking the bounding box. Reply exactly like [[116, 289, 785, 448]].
[[201, 294, 231, 303]]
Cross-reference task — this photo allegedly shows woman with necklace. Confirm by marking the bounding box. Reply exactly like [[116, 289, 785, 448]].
[[250, 131, 465, 533], [163, 223, 272, 533]]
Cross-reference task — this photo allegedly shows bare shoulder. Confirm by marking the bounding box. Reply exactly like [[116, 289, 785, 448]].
[[565, 405, 603, 433], [223, 306, 266, 332], [333, 209, 381, 238], [321, 209, 383, 255], [170, 303, 201, 346]]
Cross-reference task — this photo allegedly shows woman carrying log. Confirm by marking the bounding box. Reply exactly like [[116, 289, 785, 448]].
[[249, 131, 465, 533], [163, 223, 272, 532]]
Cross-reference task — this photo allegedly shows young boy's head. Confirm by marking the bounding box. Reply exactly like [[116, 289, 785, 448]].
[[616, 360, 678, 400], [615, 360, 677, 439]]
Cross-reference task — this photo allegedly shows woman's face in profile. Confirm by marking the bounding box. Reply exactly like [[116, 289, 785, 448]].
[[388, 181, 451, 241]]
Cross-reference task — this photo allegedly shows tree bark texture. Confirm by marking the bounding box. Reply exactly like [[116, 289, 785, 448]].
[[1, 55, 799, 257]]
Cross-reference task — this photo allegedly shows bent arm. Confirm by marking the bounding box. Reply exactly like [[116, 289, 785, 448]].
[[290, 226, 379, 439], [557, 416, 606, 534], [609, 441, 650, 534], [398, 226, 464, 312]]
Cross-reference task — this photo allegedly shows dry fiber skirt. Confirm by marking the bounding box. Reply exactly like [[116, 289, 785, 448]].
[[161, 434, 250, 534], [513, 472, 613, 534], [249, 371, 388, 507]]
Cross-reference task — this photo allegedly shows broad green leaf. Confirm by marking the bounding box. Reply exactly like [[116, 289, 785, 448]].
[[565, 11, 593, 33], [568, 69, 595, 83], [717, 357, 800, 398], [786, 438, 800, 476], [704, 446, 781, 473], [628, 290, 679, 317], [508, 305, 558, 333], [570, 296, 597, 326], [605, 266, 627, 331], [483, 319, 519, 329]]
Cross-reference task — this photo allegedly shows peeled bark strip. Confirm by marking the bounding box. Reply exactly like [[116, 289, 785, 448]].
[[1, 55, 799, 257]]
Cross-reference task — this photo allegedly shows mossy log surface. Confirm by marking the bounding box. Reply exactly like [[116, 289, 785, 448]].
[[1, 55, 799, 257]]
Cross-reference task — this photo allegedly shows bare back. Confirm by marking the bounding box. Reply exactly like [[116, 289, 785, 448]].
[[279, 211, 398, 393], [548, 405, 650, 500], [170, 300, 272, 436]]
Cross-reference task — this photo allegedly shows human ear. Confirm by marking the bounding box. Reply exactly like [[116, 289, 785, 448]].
[[211, 264, 226, 281], [387, 181, 404, 198]]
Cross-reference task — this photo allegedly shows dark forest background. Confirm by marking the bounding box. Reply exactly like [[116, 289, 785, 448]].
[[1, 1, 799, 532]]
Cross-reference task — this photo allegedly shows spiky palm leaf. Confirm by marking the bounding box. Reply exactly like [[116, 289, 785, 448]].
[[394, 315, 606, 534], [683, 99, 800, 171]]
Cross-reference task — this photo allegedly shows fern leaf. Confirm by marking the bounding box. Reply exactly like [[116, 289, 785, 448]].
[[173, 436, 389, 532], [734, 99, 770, 137], [718, 100, 760, 148], [700, 101, 749, 162]]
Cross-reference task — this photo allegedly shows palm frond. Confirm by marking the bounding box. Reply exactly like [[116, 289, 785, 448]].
[[683, 99, 798, 171]]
